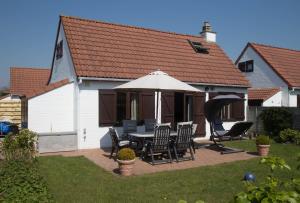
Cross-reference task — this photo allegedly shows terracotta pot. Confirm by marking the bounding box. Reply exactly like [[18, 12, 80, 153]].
[[257, 144, 270, 156], [117, 159, 135, 176]]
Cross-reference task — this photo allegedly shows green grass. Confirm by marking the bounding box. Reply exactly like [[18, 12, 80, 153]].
[[38, 141, 300, 203]]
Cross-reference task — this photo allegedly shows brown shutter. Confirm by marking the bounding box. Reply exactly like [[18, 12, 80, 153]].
[[139, 91, 155, 121], [99, 90, 116, 126], [297, 95, 300, 108], [231, 93, 245, 121], [161, 92, 175, 127], [193, 92, 206, 137]]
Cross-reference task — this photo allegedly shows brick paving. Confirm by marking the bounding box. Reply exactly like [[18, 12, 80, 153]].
[[40, 144, 257, 176]]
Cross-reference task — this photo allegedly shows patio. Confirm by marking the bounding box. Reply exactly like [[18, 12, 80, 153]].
[[40, 142, 257, 175]]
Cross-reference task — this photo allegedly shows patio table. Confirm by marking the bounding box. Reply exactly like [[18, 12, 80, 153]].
[[128, 131, 177, 138]]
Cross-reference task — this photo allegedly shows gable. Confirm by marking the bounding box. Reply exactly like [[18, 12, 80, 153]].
[[49, 21, 77, 84], [60, 16, 249, 87]]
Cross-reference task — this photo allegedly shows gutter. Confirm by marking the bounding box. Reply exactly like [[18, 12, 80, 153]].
[[78, 77, 249, 88]]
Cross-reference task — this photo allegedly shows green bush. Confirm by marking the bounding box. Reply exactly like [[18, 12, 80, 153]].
[[1, 129, 37, 161], [280, 128, 300, 144], [260, 108, 292, 138], [0, 160, 53, 202], [255, 135, 270, 145], [117, 148, 135, 160], [232, 156, 300, 203]]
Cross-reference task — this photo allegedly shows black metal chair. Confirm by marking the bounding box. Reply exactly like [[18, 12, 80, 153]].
[[191, 123, 198, 153], [143, 123, 172, 165], [144, 119, 156, 132], [109, 128, 130, 159], [173, 123, 195, 162]]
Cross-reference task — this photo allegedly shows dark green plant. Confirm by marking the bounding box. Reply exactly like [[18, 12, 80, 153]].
[[256, 135, 270, 145], [117, 148, 135, 160], [1, 129, 37, 161], [0, 160, 53, 202], [280, 128, 300, 145], [260, 108, 292, 138], [232, 156, 300, 203]]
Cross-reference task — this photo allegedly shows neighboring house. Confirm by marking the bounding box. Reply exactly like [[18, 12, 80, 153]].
[[236, 43, 300, 107], [0, 67, 50, 126], [27, 16, 249, 152]]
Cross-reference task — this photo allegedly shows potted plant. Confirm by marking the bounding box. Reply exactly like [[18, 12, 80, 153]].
[[256, 135, 270, 156], [117, 148, 136, 176]]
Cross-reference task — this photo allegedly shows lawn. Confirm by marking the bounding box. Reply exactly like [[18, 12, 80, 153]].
[[38, 140, 300, 203]]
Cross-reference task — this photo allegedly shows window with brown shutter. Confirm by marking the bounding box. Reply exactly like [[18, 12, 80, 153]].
[[297, 95, 300, 108], [139, 91, 155, 121], [161, 92, 175, 128], [99, 90, 116, 126], [193, 92, 206, 137]]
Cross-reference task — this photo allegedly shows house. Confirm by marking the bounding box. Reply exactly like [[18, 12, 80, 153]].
[[27, 16, 250, 152], [0, 67, 50, 126], [236, 43, 300, 107]]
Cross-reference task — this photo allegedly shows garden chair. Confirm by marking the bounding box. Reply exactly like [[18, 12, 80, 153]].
[[109, 128, 131, 159], [173, 123, 195, 162], [144, 119, 156, 132], [143, 123, 172, 165]]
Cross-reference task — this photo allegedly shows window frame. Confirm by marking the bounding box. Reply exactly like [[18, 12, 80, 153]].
[[238, 60, 254, 72]]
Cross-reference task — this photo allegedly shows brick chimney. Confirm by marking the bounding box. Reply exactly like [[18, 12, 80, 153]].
[[200, 22, 216, 43]]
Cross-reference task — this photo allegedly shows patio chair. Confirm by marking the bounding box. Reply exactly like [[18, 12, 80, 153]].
[[144, 119, 156, 132], [109, 128, 131, 159], [122, 120, 137, 137], [191, 123, 198, 153], [143, 123, 172, 165], [173, 123, 195, 162]]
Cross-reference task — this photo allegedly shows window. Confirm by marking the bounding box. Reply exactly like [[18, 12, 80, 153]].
[[130, 93, 139, 120], [56, 40, 63, 60], [188, 40, 209, 54], [238, 60, 253, 72], [116, 92, 127, 123]]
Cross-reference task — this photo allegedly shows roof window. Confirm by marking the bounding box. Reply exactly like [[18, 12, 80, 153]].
[[188, 40, 209, 54]]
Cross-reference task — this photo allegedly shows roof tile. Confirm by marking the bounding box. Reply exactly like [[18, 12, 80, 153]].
[[248, 88, 280, 101]]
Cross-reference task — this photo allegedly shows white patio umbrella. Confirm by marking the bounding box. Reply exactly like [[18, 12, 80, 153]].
[[114, 70, 201, 122]]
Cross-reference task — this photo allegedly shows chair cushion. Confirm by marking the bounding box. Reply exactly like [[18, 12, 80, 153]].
[[119, 140, 130, 146]]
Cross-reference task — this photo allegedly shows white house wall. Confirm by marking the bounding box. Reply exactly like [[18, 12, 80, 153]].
[[77, 80, 248, 149], [28, 83, 75, 133], [237, 46, 291, 106], [263, 91, 282, 107], [49, 22, 76, 84]]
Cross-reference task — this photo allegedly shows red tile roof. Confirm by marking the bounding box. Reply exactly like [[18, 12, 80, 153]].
[[26, 79, 70, 99], [248, 88, 280, 101], [237, 43, 300, 88], [10, 67, 51, 97], [60, 16, 249, 87]]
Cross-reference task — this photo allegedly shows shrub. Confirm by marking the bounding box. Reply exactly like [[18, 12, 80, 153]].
[[280, 128, 300, 144], [117, 148, 135, 160], [232, 156, 300, 203], [1, 129, 37, 161], [255, 135, 270, 145], [0, 160, 53, 202], [260, 108, 292, 138]]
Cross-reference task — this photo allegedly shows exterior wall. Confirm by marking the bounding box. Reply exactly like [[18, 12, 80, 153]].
[[0, 95, 20, 102], [236, 47, 292, 106], [263, 91, 282, 107], [49, 22, 76, 84], [28, 83, 75, 133], [77, 80, 248, 149]]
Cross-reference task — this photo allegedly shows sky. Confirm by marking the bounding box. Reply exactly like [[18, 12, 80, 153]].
[[0, 0, 300, 88]]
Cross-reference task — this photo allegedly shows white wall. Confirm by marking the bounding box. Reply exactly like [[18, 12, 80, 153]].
[[236, 46, 294, 106], [28, 83, 75, 133], [263, 91, 282, 107], [77, 80, 248, 148], [49, 22, 76, 84], [0, 95, 20, 102]]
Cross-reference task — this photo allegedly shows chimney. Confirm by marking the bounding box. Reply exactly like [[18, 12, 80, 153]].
[[200, 21, 216, 43]]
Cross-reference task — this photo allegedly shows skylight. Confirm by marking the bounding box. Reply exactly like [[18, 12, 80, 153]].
[[188, 40, 209, 54]]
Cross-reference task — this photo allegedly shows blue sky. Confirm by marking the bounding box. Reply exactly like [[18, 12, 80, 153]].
[[0, 0, 300, 88]]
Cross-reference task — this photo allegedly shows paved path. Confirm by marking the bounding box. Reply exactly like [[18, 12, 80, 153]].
[[40, 146, 257, 176]]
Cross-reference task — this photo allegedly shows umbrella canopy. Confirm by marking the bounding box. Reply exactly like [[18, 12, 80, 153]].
[[114, 71, 201, 92], [204, 94, 244, 122]]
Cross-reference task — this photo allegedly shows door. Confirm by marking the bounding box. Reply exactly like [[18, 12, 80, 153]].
[[161, 92, 175, 128]]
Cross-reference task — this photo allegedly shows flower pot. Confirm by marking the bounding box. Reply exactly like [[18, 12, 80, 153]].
[[117, 159, 135, 176], [257, 144, 270, 156]]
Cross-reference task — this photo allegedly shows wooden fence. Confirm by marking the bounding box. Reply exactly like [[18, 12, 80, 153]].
[[0, 101, 22, 125], [247, 106, 300, 134]]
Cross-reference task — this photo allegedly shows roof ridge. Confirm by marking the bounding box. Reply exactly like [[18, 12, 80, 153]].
[[250, 42, 300, 53], [10, 67, 50, 71], [60, 15, 203, 39]]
